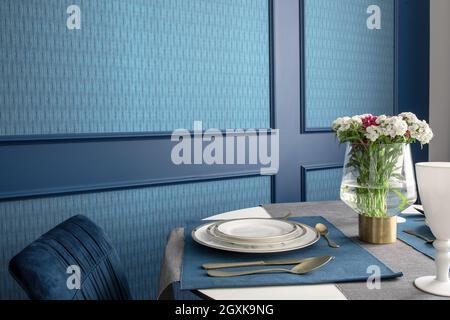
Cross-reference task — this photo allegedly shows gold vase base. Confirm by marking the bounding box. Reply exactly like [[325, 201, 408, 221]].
[[358, 215, 397, 244]]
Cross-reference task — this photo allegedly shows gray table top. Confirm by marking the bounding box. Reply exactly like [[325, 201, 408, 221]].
[[263, 201, 449, 300]]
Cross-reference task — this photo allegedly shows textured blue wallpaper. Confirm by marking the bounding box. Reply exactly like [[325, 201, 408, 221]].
[[304, 0, 395, 129], [0, 177, 271, 299], [304, 167, 342, 202], [0, 0, 271, 300], [0, 0, 270, 135]]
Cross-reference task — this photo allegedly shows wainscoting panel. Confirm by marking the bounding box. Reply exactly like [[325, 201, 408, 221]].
[[0, 176, 271, 299], [301, 165, 342, 202], [303, 0, 395, 131], [0, 0, 269, 135]]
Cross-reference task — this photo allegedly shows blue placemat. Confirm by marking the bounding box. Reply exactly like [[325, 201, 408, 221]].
[[180, 216, 402, 291], [397, 214, 435, 259]]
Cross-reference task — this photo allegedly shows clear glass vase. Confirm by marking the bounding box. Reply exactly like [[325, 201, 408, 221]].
[[340, 143, 417, 218]]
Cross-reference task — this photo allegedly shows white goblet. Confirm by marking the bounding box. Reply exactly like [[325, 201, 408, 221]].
[[415, 162, 450, 297]]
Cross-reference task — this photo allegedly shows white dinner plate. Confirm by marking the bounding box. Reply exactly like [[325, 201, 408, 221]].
[[207, 221, 306, 244], [192, 221, 320, 253], [213, 218, 298, 241]]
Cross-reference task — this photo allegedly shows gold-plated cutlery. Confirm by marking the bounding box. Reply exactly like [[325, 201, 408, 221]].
[[403, 229, 434, 245], [203, 257, 322, 270], [315, 223, 340, 248], [206, 256, 334, 277]]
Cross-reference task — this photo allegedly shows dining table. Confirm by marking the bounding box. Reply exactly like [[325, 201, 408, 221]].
[[158, 201, 450, 300]]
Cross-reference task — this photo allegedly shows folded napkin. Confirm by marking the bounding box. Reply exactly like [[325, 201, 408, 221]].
[[397, 214, 435, 259], [181, 216, 402, 291]]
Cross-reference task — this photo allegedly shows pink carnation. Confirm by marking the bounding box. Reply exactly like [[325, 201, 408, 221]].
[[361, 115, 379, 129]]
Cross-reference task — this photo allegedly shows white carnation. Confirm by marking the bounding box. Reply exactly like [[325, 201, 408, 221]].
[[351, 116, 363, 125], [384, 116, 408, 138], [399, 112, 434, 145], [400, 112, 419, 123], [365, 126, 381, 142], [332, 116, 360, 132], [366, 116, 408, 141], [410, 120, 434, 144], [376, 115, 387, 125]]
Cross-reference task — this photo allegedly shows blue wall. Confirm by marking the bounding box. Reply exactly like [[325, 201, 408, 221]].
[[0, 0, 430, 299], [0, 0, 271, 299]]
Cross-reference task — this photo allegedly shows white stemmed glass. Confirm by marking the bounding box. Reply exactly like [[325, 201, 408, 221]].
[[415, 162, 450, 297]]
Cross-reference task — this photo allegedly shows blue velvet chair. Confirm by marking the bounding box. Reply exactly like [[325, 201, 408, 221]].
[[9, 215, 132, 300]]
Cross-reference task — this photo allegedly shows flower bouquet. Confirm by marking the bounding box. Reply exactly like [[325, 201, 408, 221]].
[[332, 113, 433, 244]]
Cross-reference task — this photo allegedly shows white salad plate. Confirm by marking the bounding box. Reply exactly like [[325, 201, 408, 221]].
[[207, 219, 306, 244], [192, 221, 320, 253], [212, 218, 298, 241]]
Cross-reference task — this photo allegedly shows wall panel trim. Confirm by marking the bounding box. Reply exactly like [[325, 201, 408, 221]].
[[300, 0, 399, 133], [300, 163, 343, 202], [0, 130, 277, 201]]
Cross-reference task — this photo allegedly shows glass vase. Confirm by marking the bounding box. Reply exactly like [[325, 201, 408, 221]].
[[340, 143, 417, 243]]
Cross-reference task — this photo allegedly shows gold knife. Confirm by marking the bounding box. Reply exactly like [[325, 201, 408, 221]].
[[202, 257, 316, 270]]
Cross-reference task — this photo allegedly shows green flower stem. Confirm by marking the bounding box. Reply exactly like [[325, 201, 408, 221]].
[[349, 143, 404, 218], [355, 187, 388, 217]]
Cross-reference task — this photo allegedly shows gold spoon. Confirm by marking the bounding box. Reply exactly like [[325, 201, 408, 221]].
[[315, 223, 340, 248], [207, 256, 334, 277]]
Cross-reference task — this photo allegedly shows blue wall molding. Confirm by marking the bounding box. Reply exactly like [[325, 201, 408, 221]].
[[0, 129, 275, 144], [300, 163, 343, 202], [397, 0, 430, 165], [300, 0, 399, 133], [0, 129, 277, 201], [271, 0, 348, 203], [269, 0, 276, 203]]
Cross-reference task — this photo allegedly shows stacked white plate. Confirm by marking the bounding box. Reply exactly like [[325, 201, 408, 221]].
[[192, 218, 320, 253]]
